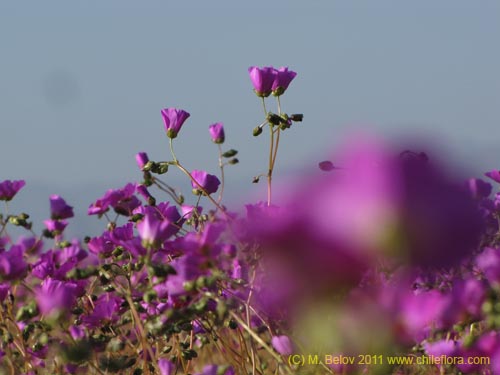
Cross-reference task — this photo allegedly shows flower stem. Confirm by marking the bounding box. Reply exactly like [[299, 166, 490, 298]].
[[217, 144, 225, 204], [267, 124, 274, 206]]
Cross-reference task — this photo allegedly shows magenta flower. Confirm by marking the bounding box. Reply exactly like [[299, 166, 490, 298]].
[[248, 66, 276, 97], [208, 122, 225, 144], [137, 206, 179, 248], [0, 180, 26, 201], [272, 66, 297, 96], [0, 245, 27, 281], [476, 247, 500, 284], [44, 219, 68, 233], [467, 178, 492, 199], [161, 108, 190, 139], [135, 152, 149, 170], [198, 365, 218, 375], [485, 170, 500, 183], [136, 184, 155, 205], [158, 359, 175, 375], [191, 170, 220, 195], [88, 183, 141, 216], [82, 294, 123, 328], [271, 335, 293, 355], [49, 195, 74, 220], [36, 278, 78, 316]]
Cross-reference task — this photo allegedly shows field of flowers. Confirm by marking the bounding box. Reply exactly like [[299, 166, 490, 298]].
[[1, 67, 500, 374]]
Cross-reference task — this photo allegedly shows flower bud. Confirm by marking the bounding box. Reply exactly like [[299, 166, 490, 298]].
[[209, 122, 225, 144], [253, 126, 263, 136], [267, 112, 282, 125], [135, 152, 149, 170], [157, 162, 169, 175], [290, 114, 304, 122], [228, 158, 239, 165], [222, 149, 238, 158]]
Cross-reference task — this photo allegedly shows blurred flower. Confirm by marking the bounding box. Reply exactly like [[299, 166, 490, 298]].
[[271, 335, 294, 355], [44, 219, 68, 233], [0, 180, 25, 201], [158, 358, 175, 375], [36, 278, 78, 316], [49, 195, 74, 220], [191, 170, 220, 195], [485, 170, 500, 183], [198, 365, 218, 375], [272, 67, 297, 96], [0, 245, 27, 281], [137, 205, 180, 248], [476, 247, 500, 285], [248, 66, 275, 97], [466, 178, 492, 200], [88, 183, 141, 216], [161, 108, 190, 139], [208, 122, 225, 144], [82, 294, 123, 328]]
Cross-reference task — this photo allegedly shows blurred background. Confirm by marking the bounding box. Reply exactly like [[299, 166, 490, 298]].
[[1, 0, 499, 236]]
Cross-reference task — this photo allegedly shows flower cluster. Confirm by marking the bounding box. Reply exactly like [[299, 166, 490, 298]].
[[2, 67, 500, 375]]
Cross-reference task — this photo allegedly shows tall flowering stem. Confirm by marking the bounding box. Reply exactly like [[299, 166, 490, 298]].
[[249, 66, 298, 206], [169, 138, 228, 217]]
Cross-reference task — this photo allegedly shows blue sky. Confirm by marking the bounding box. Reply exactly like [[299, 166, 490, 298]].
[[1, 1, 500, 234]]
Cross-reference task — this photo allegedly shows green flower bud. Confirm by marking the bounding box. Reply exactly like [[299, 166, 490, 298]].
[[222, 149, 238, 158], [290, 113, 304, 122], [62, 341, 92, 364], [143, 290, 157, 303], [267, 112, 282, 125], [157, 162, 169, 175], [253, 126, 263, 136], [228, 158, 239, 165]]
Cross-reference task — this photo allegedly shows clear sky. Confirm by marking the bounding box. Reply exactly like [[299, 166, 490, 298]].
[[1, 1, 500, 233]]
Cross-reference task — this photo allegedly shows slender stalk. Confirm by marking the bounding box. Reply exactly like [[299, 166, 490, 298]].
[[229, 312, 290, 370], [267, 124, 275, 206], [217, 144, 225, 204], [246, 268, 257, 374], [169, 138, 228, 217]]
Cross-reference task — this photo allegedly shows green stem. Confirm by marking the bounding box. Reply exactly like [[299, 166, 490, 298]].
[[267, 124, 274, 206], [261, 97, 268, 116], [217, 144, 225, 204]]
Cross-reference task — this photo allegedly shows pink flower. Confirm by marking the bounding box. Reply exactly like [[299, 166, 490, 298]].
[[272, 67, 297, 96], [0, 180, 25, 201], [161, 108, 190, 139], [36, 278, 78, 316], [191, 170, 220, 195], [208, 122, 225, 144], [271, 335, 293, 355], [248, 66, 276, 97], [135, 152, 150, 170], [49, 195, 74, 220]]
